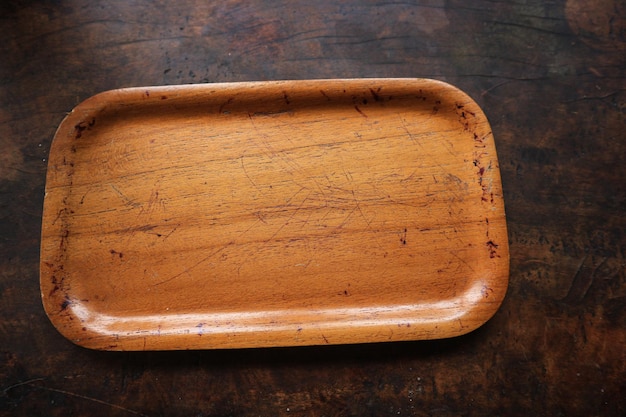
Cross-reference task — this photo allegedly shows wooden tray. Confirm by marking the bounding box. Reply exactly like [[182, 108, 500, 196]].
[[40, 79, 509, 350]]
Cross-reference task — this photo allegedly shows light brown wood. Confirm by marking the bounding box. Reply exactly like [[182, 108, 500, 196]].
[[40, 79, 508, 350]]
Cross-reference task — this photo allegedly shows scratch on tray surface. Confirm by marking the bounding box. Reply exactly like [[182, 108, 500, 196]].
[[141, 186, 167, 215], [153, 179, 313, 286], [240, 153, 260, 190], [153, 241, 235, 286], [109, 184, 142, 209], [449, 250, 476, 273], [265, 190, 313, 242]]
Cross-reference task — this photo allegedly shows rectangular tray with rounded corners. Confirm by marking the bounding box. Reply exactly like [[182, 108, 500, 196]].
[[40, 79, 508, 350]]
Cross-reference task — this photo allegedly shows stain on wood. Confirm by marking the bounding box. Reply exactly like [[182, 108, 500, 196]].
[[1, 0, 624, 415]]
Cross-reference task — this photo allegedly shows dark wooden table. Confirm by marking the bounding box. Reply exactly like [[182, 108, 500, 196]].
[[1, 1, 624, 415]]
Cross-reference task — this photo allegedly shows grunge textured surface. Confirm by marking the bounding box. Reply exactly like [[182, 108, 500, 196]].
[[1, 0, 624, 415]]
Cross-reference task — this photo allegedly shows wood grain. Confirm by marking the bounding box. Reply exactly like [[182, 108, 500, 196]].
[[40, 79, 508, 350], [2, 0, 624, 415]]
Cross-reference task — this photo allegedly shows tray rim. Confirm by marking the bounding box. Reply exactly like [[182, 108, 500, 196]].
[[40, 78, 509, 350]]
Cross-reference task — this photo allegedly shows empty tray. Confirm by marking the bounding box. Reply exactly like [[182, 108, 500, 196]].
[[40, 79, 508, 350]]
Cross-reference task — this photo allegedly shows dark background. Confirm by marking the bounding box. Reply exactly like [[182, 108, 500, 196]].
[[1, 1, 624, 415]]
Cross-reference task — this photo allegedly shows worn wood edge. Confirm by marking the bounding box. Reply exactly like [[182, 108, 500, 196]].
[[40, 78, 509, 350]]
